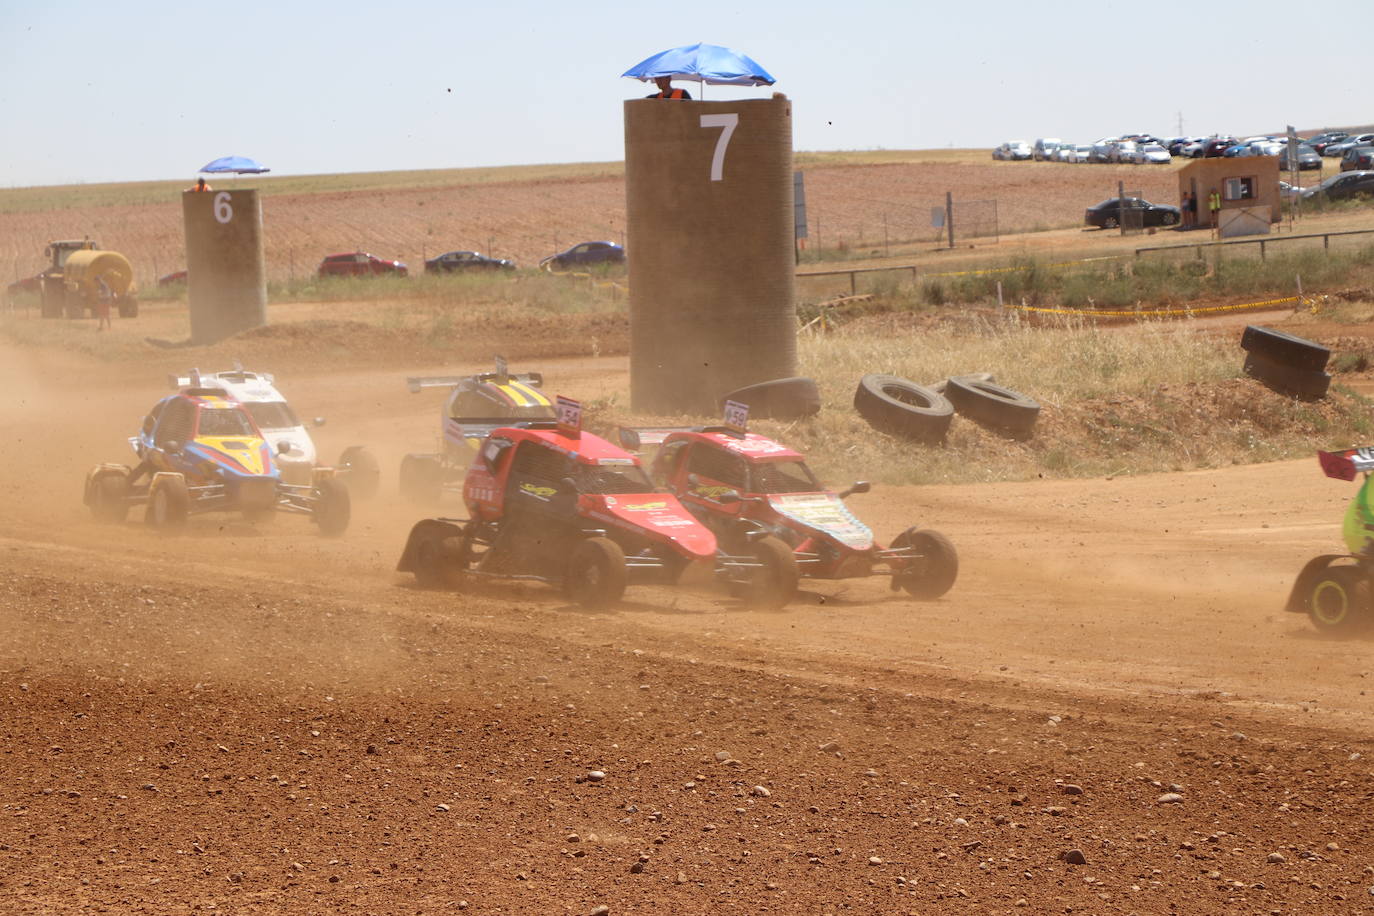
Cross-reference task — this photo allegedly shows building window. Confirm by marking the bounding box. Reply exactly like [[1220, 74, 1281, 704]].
[[1224, 177, 1256, 201]]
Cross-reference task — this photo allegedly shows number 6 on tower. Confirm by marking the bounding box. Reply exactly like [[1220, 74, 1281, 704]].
[[699, 113, 739, 182]]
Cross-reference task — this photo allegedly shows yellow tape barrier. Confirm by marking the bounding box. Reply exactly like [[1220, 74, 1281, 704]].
[[1006, 295, 1315, 319]]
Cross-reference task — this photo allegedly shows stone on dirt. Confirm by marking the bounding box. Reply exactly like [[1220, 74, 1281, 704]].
[[1157, 793, 1184, 804]]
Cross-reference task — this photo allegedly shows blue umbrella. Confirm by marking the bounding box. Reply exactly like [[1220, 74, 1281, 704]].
[[199, 155, 271, 174], [622, 42, 775, 87]]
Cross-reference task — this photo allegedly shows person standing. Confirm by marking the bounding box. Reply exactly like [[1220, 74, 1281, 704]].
[[1180, 191, 1193, 229], [1208, 189, 1222, 234], [646, 76, 691, 99], [95, 276, 112, 331]]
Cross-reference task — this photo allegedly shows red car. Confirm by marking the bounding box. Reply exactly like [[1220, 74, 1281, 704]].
[[396, 402, 797, 608], [629, 425, 958, 599], [317, 251, 408, 278]]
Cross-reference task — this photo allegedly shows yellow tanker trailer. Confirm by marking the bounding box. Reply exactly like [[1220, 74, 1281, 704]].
[[39, 240, 139, 319]]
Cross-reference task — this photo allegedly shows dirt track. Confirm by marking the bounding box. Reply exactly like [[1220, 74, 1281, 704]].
[[3, 336, 1374, 915]]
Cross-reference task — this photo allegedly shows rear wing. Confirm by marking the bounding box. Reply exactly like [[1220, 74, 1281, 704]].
[[1318, 448, 1374, 481], [617, 425, 745, 452], [407, 371, 543, 394], [169, 367, 273, 389], [445, 417, 559, 442]]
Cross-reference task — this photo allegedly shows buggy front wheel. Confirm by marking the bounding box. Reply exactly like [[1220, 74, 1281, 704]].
[[563, 537, 627, 609], [1307, 565, 1372, 635], [891, 527, 958, 600]]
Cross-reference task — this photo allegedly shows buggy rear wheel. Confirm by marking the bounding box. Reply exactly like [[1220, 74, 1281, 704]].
[[413, 528, 471, 590], [89, 469, 130, 523], [1307, 565, 1372, 635], [563, 537, 627, 609], [891, 527, 958, 600]]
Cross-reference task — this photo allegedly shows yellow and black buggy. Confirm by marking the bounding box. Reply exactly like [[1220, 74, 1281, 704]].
[[399, 359, 556, 504]]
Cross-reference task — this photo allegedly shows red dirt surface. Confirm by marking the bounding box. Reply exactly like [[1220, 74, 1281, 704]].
[[4, 325, 1374, 914]]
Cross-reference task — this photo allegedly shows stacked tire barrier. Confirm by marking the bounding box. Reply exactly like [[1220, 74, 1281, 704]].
[[854, 374, 1040, 443], [1240, 326, 1331, 401]]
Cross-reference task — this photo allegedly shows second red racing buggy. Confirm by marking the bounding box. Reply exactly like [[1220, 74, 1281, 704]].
[[622, 418, 958, 599], [396, 398, 799, 608]]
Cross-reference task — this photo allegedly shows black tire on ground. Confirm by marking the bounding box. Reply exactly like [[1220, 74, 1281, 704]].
[[853, 374, 953, 444], [563, 537, 627, 609], [736, 536, 800, 609], [719, 377, 821, 421], [1240, 325, 1330, 372], [313, 477, 351, 537], [145, 476, 190, 534], [1102, 216, 1119, 229], [1242, 352, 1331, 401], [89, 470, 130, 523], [399, 453, 443, 504], [1305, 564, 1372, 635], [891, 527, 959, 600], [944, 377, 1041, 439], [1161, 211, 1179, 226], [413, 528, 470, 590], [338, 446, 381, 500]]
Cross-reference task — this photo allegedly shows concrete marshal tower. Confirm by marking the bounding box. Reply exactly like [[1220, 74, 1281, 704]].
[[624, 95, 796, 414], [182, 189, 268, 344]]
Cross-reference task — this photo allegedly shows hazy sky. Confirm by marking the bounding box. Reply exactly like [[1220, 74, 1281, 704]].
[[3, 0, 1367, 188]]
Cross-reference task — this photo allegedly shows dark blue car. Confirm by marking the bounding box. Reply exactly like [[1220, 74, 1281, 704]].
[[539, 241, 626, 271]]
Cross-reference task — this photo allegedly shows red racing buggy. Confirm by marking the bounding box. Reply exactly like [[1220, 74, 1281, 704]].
[[396, 399, 798, 608], [622, 424, 958, 599]]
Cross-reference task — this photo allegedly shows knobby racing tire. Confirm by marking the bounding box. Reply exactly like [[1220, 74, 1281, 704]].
[[338, 446, 381, 500], [313, 477, 351, 537], [412, 526, 471, 590], [1305, 565, 1372, 635], [1242, 352, 1331, 401], [719, 377, 821, 421], [88, 468, 131, 523], [145, 475, 190, 534], [736, 535, 799, 610], [1240, 325, 1330, 372], [399, 453, 444, 505], [853, 374, 953, 444], [943, 377, 1041, 439], [563, 537, 627, 609], [891, 527, 959, 600]]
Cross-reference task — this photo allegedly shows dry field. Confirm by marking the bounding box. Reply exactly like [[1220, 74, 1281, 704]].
[[0, 152, 1200, 287]]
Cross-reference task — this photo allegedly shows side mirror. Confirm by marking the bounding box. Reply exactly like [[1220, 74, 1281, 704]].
[[839, 480, 871, 499], [715, 490, 742, 505], [277, 440, 293, 455], [312, 417, 326, 427]]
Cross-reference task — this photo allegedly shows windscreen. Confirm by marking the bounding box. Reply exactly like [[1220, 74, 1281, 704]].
[[243, 401, 300, 431], [198, 407, 257, 437], [751, 460, 820, 494], [577, 463, 654, 495]]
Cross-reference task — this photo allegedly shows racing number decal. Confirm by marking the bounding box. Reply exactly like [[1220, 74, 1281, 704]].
[[556, 396, 582, 434], [213, 191, 233, 225], [699, 113, 739, 182]]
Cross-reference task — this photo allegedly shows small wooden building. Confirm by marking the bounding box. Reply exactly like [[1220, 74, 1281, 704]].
[[1178, 157, 1280, 238]]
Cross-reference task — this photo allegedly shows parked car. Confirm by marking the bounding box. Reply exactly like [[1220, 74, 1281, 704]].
[[424, 250, 515, 273], [1169, 137, 1202, 156], [317, 252, 407, 278], [1084, 197, 1181, 229], [1135, 143, 1172, 164], [993, 140, 1032, 161], [1278, 144, 1322, 171], [1222, 143, 1251, 158], [1069, 143, 1093, 163], [1179, 139, 1206, 158], [1324, 134, 1374, 157], [1089, 138, 1118, 163], [1033, 138, 1063, 161], [1203, 137, 1239, 158], [1108, 140, 1138, 163], [1306, 131, 1349, 154], [1301, 171, 1374, 202], [1278, 180, 1307, 201], [539, 241, 626, 271], [158, 269, 188, 287], [1340, 147, 1374, 172]]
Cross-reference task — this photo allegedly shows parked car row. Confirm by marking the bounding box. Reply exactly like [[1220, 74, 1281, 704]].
[[998, 128, 1372, 171], [315, 242, 625, 279]]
